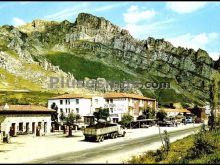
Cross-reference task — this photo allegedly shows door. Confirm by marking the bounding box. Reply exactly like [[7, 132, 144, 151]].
[[19, 123, 23, 133], [26, 123, 29, 134], [44, 122, 47, 133], [10, 123, 16, 136], [32, 122, 35, 134]]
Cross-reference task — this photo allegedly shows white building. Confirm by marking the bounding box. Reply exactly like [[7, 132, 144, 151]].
[[91, 96, 106, 112], [48, 94, 93, 123], [48, 92, 157, 125], [0, 104, 54, 137], [104, 92, 157, 122]]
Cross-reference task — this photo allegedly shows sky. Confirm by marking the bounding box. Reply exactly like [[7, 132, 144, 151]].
[[0, 1, 220, 60]]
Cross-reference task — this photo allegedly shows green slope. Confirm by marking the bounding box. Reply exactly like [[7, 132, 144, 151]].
[[0, 91, 57, 106], [44, 51, 137, 81]]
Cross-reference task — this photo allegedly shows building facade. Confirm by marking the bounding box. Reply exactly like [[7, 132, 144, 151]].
[[48, 94, 93, 123], [0, 104, 54, 137], [104, 93, 157, 122], [48, 92, 157, 124]]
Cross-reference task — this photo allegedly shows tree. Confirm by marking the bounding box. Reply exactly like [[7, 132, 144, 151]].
[[209, 71, 220, 130], [143, 107, 150, 119], [50, 102, 58, 123], [156, 109, 167, 121], [156, 110, 167, 149], [59, 111, 66, 133], [75, 114, 81, 123], [121, 113, 134, 127], [142, 106, 155, 119], [50, 102, 59, 132], [93, 108, 110, 121], [163, 130, 170, 155], [64, 112, 78, 137], [59, 111, 66, 123], [137, 114, 146, 120]]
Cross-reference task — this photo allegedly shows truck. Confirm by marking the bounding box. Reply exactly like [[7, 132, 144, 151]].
[[82, 122, 126, 142]]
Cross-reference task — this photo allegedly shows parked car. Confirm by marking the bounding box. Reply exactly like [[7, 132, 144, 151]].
[[165, 120, 175, 127], [140, 124, 150, 128], [158, 118, 175, 127], [185, 116, 193, 123], [176, 115, 184, 124]]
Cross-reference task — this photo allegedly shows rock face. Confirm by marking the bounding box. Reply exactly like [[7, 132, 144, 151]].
[[0, 12, 218, 104]]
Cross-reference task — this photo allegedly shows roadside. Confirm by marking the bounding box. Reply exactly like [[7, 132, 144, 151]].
[[0, 123, 201, 163], [87, 128, 199, 163]]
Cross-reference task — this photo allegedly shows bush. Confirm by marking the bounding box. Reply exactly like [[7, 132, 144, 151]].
[[186, 131, 216, 160], [121, 114, 134, 127]]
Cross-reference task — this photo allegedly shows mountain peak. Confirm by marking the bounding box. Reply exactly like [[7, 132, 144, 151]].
[[75, 12, 121, 34], [18, 19, 59, 33]]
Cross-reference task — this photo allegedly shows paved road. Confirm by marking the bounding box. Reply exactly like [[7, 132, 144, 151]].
[[30, 126, 199, 164]]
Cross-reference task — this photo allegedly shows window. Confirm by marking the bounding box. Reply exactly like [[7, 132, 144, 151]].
[[113, 118, 119, 123], [69, 108, 70, 113], [65, 99, 70, 104], [110, 99, 113, 103], [95, 99, 98, 104], [76, 108, 79, 113], [110, 108, 113, 113], [66, 108, 68, 113], [60, 100, 63, 105], [76, 99, 79, 104], [60, 108, 63, 113]]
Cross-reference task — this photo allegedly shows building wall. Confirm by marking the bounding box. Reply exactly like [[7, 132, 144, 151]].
[[48, 98, 92, 122], [48, 97, 157, 124], [104, 98, 157, 122], [91, 97, 106, 112], [105, 98, 129, 122], [0, 114, 51, 136]]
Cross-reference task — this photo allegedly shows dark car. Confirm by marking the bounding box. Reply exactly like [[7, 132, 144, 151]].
[[158, 120, 175, 127]]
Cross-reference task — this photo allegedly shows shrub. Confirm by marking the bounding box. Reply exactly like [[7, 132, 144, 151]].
[[121, 113, 134, 127], [186, 131, 216, 160]]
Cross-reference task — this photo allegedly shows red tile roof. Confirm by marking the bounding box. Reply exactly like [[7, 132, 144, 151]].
[[0, 105, 55, 113], [48, 94, 92, 100], [104, 92, 156, 100]]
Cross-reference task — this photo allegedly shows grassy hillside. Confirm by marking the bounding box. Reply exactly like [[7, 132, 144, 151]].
[[44, 51, 138, 81], [0, 91, 57, 106], [0, 68, 41, 91]]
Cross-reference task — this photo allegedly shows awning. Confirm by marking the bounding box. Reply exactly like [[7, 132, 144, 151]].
[[162, 108, 190, 113]]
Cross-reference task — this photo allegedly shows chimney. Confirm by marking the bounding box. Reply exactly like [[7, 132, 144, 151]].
[[3, 103, 9, 110]]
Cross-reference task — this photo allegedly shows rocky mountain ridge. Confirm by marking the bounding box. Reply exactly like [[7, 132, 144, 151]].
[[0, 12, 218, 105]]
